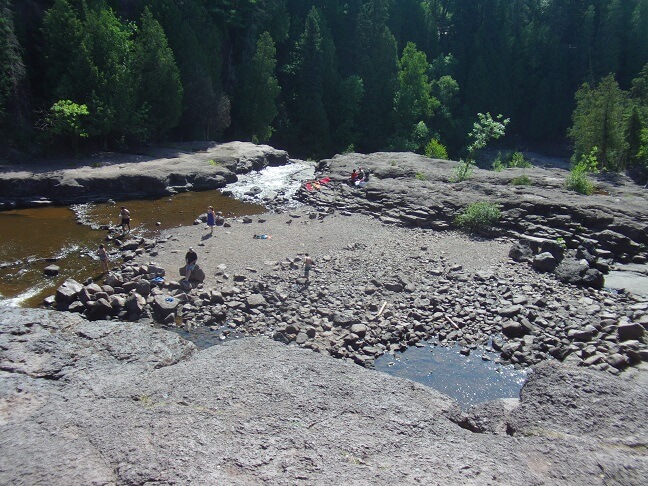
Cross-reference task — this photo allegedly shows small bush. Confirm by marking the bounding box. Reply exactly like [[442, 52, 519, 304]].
[[492, 155, 505, 171], [454, 201, 501, 233], [208, 159, 222, 166], [510, 175, 531, 185], [415, 172, 427, 181], [565, 168, 594, 195], [508, 151, 532, 168], [425, 138, 448, 159]]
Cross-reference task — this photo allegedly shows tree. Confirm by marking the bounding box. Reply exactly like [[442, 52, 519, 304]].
[[0, 0, 26, 133], [568, 75, 628, 171], [626, 106, 644, 166], [236, 31, 280, 143], [455, 112, 509, 181], [393, 42, 437, 139], [355, 0, 398, 151], [45, 99, 89, 154], [132, 7, 182, 140]]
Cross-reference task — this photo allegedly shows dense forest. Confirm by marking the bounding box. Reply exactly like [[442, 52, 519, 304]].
[[1, 0, 647, 168]]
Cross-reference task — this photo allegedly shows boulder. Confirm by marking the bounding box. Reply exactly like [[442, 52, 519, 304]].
[[86, 298, 114, 321], [152, 294, 180, 321], [55, 279, 84, 306], [617, 321, 645, 341], [246, 294, 267, 308], [581, 269, 605, 289], [509, 243, 533, 262], [350, 324, 368, 338], [532, 252, 557, 272], [178, 265, 206, 283], [554, 258, 589, 285], [502, 320, 528, 338]]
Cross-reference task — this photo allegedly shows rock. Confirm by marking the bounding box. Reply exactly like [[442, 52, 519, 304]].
[[498, 305, 522, 318], [135, 280, 151, 296], [86, 298, 114, 321], [246, 294, 267, 308], [532, 252, 557, 272], [120, 239, 141, 251], [605, 353, 629, 369], [43, 265, 60, 276], [104, 273, 123, 288], [502, 320, 528, 338], [55, 278, 84, 307], [178, 265, 206, 283], [463, 398, 520, 434], [581, 269, 604, 289], [509, 243, 533, 262], [554, 258, 589, 285], [568, 325, 596, 342], [617, 321, 645, 341], [152, 294, 180, 321], [125, 292, 147, 315], [350, 324, 367, 338]]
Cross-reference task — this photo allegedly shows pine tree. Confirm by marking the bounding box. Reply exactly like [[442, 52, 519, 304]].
[[355, 0, 398, 151], [132, 7, 182, 140], [0, 0, 25, 131], [568, 75, 628, 171], [236, 31, 280, 143]]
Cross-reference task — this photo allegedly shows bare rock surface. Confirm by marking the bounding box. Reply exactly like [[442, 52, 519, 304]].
[[1, 307, 647, 485], [0, 142, 288, 208]]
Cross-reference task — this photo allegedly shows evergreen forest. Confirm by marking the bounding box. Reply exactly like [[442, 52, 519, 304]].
[[1, 0, 648, 172]]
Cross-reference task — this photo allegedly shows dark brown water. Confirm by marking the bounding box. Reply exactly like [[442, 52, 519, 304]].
[[0, 191, 265, 307]]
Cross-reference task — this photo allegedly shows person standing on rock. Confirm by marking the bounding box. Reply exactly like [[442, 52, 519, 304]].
[[303, 253, 314, 281], [185, 247, 198, 281], [97, 244, 109, 274], [206, 206, 216, 235], [119, 206, 131, 233]]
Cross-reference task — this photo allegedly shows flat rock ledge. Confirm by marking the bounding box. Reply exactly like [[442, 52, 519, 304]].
[[1, 308, 647, 484], [0, 142, 288, 209]]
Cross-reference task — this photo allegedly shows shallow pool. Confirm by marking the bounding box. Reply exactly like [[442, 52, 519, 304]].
[[375, 341, 528, 409]]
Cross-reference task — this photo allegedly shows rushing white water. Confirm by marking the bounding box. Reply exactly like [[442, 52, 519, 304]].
[[226, 160, 315, 208], [0, 284, 48, 307]]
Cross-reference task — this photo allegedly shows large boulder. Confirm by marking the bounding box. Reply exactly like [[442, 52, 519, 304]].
[[152, 294, 180, 322], [532, 252, 558, 272], [178, 264, 205, 283], [617, 321, 645, 341], [55, 279, 84, 308], [554, 258, 589, 285]]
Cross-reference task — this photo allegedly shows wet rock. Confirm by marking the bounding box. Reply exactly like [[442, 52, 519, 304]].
[[43, 265, 60, 276]]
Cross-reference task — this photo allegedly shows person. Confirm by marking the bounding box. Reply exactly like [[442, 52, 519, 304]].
[[184, 247, 198, 281], [215, 211, 225, 226], [303, 253, 314, 281], [253, 234, 271, 239], [119, 206, 131, 233], [97, 244, 109, 274], [350, 169, 358, 185], [206, 206, 215, 235]]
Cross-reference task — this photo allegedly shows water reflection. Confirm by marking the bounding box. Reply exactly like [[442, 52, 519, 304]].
[[375, 341, 528, 409]]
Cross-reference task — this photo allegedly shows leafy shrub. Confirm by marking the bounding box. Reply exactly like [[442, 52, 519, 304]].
[[508, 151, 532, 168], [454, 201, 501, 233], [208, 159, 222, 166], [492, 154, 505, 171], [565, 147, 597, 195], [565, 168, 594, 194], [510, 175, 531, 185], [415, 172, 427, 181], [425, 138, 448, 159]]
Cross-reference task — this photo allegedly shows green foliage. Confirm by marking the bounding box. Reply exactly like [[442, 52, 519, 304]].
[[236, 31, 280, 143], [132, 7, 183, 141], [568, 75, 628, 171], [414, 172, 427, 181], [46, 99, 89, 154], [556, 237, 567, 249], [510, 175, 532, 186], [424, 138, 448, 159], [565, 149, 598, 195], [0, 0, 25, 129], [509, 151, 531, 168], [454, 202, 501, 233], [454, 113, 509, 181], [492, 151, 531, 170]]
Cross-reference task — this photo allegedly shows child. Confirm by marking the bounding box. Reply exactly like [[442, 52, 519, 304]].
[[303, 253, 314, 280], [97, 244, 109, 274]]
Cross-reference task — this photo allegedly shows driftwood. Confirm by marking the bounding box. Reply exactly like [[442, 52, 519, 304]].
[[373, 301, 387, 320], [444, 314, 459, 329]]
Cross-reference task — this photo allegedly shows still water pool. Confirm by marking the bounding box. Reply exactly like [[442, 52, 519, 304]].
[[375, 341, 528, 409]]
